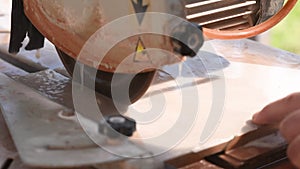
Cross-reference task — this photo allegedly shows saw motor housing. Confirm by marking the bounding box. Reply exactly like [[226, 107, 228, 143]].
[[22, 0, 203, 74]]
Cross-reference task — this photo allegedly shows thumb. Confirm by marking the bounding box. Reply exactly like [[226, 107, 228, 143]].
[[252, 93, 300, 124]]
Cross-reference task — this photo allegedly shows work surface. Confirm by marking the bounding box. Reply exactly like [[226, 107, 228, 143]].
[[0, 38, 300, 169]]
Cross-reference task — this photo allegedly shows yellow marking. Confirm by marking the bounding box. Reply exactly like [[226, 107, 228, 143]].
[[134, 38, 151, 63], [137, 40, 145, 53]]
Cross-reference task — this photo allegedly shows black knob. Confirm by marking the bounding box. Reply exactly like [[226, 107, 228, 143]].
[[171, 22, 203, 57], [99, 115, 136, 138]]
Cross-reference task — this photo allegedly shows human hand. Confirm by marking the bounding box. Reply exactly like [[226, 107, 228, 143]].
[[252, 92, 300, 168]]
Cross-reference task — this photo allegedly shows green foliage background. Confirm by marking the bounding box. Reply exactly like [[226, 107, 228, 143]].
[[270, 2, 300, 54]]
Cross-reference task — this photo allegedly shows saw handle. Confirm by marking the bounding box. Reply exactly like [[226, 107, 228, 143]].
[[203, 0, 298, 39]]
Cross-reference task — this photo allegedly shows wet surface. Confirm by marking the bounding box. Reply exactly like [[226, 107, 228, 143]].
[[157, 51, 230, 83], [212, 39, 300, 69], [14, 69, 73, 108], [0, 58, 27, 77], [11, 69, 132, 117]]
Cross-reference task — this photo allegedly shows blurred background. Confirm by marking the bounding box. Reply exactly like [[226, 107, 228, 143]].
[[260, 1, 300, 55]]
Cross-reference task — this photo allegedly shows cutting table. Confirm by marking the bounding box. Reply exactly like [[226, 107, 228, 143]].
[[0, 36, 300, 169], [1, 0, 300, 168]]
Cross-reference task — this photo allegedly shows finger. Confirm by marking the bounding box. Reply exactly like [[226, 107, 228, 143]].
[[279, 109, 300, 143], [252, 92, 300, 124], [287, 135, 300, 168]]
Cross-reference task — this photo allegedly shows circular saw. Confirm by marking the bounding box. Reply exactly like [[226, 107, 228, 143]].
[[9, 0, 297, 103]]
